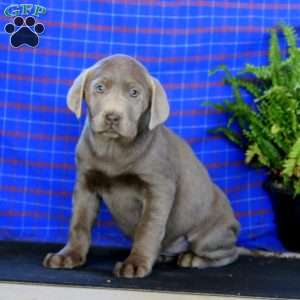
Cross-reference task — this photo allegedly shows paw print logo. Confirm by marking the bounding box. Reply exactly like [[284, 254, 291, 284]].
[[4, 16, 45, 48]]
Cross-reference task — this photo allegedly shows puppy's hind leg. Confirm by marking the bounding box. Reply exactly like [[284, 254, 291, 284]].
[[177, 247, 238, 269], [178, 225, 239, 269]]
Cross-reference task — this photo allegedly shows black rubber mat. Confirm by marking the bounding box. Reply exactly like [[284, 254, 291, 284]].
[[1, 241, 300, 298]]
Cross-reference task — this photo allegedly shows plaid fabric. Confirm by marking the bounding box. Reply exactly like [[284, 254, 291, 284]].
[[1, 0, 298, 251]]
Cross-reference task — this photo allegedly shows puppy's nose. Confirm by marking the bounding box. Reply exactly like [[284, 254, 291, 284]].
[[105, 112, 121, 125]]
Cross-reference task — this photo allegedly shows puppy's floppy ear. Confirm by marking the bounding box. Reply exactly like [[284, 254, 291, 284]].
[[149, 76, 170, 130], [67, 69, 90, 119]]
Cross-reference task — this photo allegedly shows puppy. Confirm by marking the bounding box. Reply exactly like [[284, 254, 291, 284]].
[[43, 54, 240, 278]]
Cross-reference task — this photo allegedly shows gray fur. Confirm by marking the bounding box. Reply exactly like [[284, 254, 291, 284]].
[[43, 54, 240, 278]]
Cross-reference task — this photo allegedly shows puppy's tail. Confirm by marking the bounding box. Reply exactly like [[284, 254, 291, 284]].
[[237, 247, 300, 259]]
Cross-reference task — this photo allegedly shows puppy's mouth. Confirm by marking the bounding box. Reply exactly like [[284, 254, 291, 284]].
[[91, 120, 134, 141], [102, 129, 120, 138], [95, 125, 121, 138]]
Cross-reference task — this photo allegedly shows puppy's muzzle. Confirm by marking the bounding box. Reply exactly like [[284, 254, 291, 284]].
[[104, 112, 122, 127]]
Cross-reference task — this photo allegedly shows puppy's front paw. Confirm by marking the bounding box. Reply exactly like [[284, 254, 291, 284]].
[[43, 250, 85, 269], [113, 255, 152, 278]]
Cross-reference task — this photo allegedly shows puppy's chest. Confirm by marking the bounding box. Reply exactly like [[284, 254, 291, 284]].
[[84, 169, 146, 230], [84, 169, 146, 195]]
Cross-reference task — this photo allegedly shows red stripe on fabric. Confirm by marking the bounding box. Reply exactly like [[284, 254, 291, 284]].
[[235, 208, 271, 219], [170, 108, 223, 117], [3, 158, 75, 170], [141, 51, 268, 63], [1, 210, 121, 227], [0, 71, 223, 89], [225, 181, 262, 194], [0, 208, 272, 223], [1, 180, 262, 198], [1, 102, 223, 118], [3, 155, 245, 172], [1, 130, 78, 142], [3, 128, 231, 148], [96, 0, 300, 9], [0, 44, 102, 60], [186, 135, 226, 145], [0, 101, 69, 114], [0, 185, 71, 197], [206, 160, 244, 169], [0, 210, 69, 222], [164, 0, 300, 9], [46, 21, 266, 35], [0, 44, 268, 64], [0, 72, 72, 86], [164, 81, 223, 89], [0, 16, 267, 35]]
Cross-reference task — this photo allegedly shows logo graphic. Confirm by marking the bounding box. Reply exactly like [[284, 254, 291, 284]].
[[4, 4, 46, 48]]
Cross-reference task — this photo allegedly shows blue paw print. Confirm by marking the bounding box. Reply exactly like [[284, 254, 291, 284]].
[[4, 16, 45, 48]]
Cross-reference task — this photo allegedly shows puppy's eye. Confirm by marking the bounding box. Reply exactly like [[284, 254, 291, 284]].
[[95, 84, 105, 93], [129, 88, 139, 98]]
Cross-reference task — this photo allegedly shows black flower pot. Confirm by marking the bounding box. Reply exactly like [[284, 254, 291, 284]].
[[263, 176, 300, 252]]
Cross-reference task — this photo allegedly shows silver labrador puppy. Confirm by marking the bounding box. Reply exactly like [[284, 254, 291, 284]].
[[43, 54, 240, 278]]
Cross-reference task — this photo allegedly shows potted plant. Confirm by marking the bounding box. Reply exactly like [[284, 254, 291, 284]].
[[207, 24, 300, 251]]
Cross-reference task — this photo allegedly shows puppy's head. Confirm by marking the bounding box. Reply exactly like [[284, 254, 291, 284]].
[[67, 54, 169, 141]]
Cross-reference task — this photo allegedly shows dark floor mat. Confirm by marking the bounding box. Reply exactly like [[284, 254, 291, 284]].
[[1, 241, 300, 298]]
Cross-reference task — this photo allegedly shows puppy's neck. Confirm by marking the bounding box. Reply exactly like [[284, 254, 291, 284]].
[[86, 123, 154, 164]]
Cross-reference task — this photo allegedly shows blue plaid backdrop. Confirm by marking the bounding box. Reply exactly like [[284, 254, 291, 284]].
[[1, 0, 299, 251]]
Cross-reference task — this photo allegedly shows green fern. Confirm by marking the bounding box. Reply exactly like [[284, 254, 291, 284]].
[[280, 23, 299, 58], [283, 137, 300, 177], [244, 64, 271, 80], [210, 127, 244, 148], [235, 78, 263, 99], [269, 28, 282, 85], [207, 23, 300, 196], [246, 143, 269, 167]]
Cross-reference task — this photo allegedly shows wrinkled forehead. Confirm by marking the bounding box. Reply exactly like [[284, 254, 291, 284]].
[[90, 57, 151, 88]]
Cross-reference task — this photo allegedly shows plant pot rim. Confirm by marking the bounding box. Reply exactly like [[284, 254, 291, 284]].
[[264, 175, 296, 199]]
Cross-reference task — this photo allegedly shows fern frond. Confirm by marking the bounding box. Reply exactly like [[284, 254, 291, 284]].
[[244, 64, 271, 80], [235, 78, 263, 99], [245, 143, 269, 166], [293, 180, 300, 197], [280, 23, 298, 56], [203, 100, 232, 113], [212, 127, 244, 148], [256, 136, 282, 170], [269, 28, 282, 85], [209, 64, 233, 77], [283, 137, 300, 177]]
